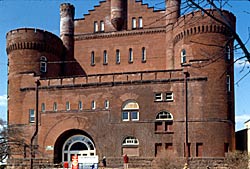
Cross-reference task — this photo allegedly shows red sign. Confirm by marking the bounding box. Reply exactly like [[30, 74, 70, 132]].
[[72, 155, 78, 169]]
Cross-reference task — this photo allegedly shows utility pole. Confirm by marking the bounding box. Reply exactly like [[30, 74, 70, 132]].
[[30, 79, 40, 169]]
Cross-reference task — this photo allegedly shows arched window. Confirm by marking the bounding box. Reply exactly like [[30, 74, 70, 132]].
[[100, 20, 105, 32], [40, 56, 47, 73], [129, 48, 133, 63], [103, 50, 108, 65], [132, 17, 136, 29], [142, 47, 146, 62], [181, 49, 186, 64], [122, 101, 139, 121], [155, 111, 173, 132], [122, 136, 139, 156]]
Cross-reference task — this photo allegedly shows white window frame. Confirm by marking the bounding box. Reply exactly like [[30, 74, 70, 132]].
[[29, 109, 35, 123], [40, 56, 47, 73], [181, 49, 187, 64], [91, 101, 96, 110], [94, 21, 98, 32], [132, 17, 137, 29], [154, 93, 163, 101], [53, 102, 57, 112], [104, 100, 109, 109], [156, 111, 173, 121], [139, 17, 143, 28], [100, 20, 105, 32], [131, 111, 139, 121], [123, 137, 139, 146], [122, 112, 130, 121], [66, 101, 70, 111], [116, 49, 120, 64], [41, 103, 45, 112], [103, 50, 108, 65], [226, 45, 231, 61], [166, 92, 174, 101], [142, 47, 146, 62], [129, 48, 133, 63]]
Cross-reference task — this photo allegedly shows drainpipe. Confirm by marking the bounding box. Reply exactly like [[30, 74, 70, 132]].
[[30, 79, 40, 169], [184, 71, 190, 166]]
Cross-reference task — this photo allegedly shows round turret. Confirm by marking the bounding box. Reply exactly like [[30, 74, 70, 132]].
[[111, 0, 127, 31], [166, 0, 180, 25]]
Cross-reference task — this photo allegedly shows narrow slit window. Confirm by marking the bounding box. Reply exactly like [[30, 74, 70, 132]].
[[78, 101, 83, 110], [91, 51, 95, 66], [91, 101, 96, 110], [103, 50, 108, 65], [132, 17, 136, 29], [94, 21, 98, 32], [104, 100, 109, 109], [129, 48, 133, 63], [66, 101, 70, 111], [142, 47, 146, 62], [116, 49, 120, 64], [40, 56, 47, 73], [181, 49, 186, 64], [53, 102, 57, 112], [29, 109, 35, 123], [139, 17, 143, 28], [41, 103, 45, 112], [100, 21, 105, 32]]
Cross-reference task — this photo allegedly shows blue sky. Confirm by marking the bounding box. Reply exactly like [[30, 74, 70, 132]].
[[0, 0, 249, 131]]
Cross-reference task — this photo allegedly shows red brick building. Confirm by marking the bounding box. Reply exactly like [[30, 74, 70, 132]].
[[6, 0, 235, 167]]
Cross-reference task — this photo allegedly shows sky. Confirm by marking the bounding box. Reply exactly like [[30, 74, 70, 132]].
[[0, 0, 249, 131]]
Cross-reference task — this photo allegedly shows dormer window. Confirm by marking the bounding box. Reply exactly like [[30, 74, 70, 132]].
[[181, 49, 186, 64], [40, 56, 47, 73]]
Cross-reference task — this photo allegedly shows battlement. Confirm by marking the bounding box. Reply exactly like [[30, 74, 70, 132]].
[[60, 3, 75, 15], [6, 28, 64, 55]]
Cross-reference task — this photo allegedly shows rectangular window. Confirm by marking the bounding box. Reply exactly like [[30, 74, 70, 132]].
[[78, 101, 82, 110], [131, 111, 139, 121], [104, 100, 109, 109], [103, 50, 108, 65], [132, 17, 136, 29], [41, 103, 45, 112], [100, 21, 104, 32], [116, 49, 120, 64], [226, 45, 230, 61], [122, 112, 129, 121], [155, 121, 163, 131], [91, 51, 95, 66], [29, 109, 35, 123], [66, 101, 70, 111], [94, 21, 98, 32], [226, 75, 230, 92], [139, 17, 143, 28], [53, 102, 57, 112], [142, 47, 146, 62], [155, 143, 162, 157], [91, 101, 96, 110], [165, 143, 173, 151], [154, 93, 163, 101], [129, 48, 133, 63], [166, 92, 174, 101]]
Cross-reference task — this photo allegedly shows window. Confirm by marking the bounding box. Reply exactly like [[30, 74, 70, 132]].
[[226, 75, 230, 92], [122, 136, 139, 156], [142, 47, 146, 62], [53, 102, 57, 112], [41, 103, 45, 112], [166, 92, 173, 101], [181, 49, 186, 64], [40, 56, 47, 73], [66, 101, 70, 111], [154, 93, 163, 101], [196, 143, 203, 157], [139, 17, 143, 28], [103, 50, 108, 65], [132, 17, 137, 29], [122, 101, 139, 121], [226, 45, 230, 61], [100, 21, 104, 32], [78, 101, 82, 110], [155, 111, 173, 132], [91, 51, 95, 66], [94, 21, 98, 32], [29, 109, 35, 123], [129, 48, 133, 63], [104, 100, 109, 109], [91, 101, 96, 110], [116, 49, 120, 64], [122, 136, 139, 146]]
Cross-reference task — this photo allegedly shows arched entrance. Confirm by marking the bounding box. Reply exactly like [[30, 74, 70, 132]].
[[53, 129, 96, 165], [62, 135, 96, 163]]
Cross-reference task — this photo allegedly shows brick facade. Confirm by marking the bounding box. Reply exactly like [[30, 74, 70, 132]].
[[6, 0, 235, 167]]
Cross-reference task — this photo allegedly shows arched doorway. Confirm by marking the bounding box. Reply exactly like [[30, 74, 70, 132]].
[[53, 129, 96, 165], [62, 135, 96, 164]]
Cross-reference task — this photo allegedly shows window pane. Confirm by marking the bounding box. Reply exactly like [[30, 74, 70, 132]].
[[78, 101, 82, 110], [139, 17, 143, 28], [91, 51, 95, 65], [122, 112, 129, 121], [103, 50, 108, 64], [154, 93, 162, 101], [166, 92, 173, 101], [116, 50, 120, 64], [131, 111, 138, 121], [100, 21, 104, 32], [29, 109, 35, 123], [142, 47, 146, 62], [129, 48, 133, 63], [41, 103, 45, 112]]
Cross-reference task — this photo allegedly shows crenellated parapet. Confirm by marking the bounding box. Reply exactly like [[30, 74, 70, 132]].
[[173, 9, 235, 45], [6, 28, 64, 56]]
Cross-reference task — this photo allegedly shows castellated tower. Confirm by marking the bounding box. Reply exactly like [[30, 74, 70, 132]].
[[166, 0, 181, 25], [6, 28, 64, 124], [60, 3, 75, 75], [111, 0, 127, 31]]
